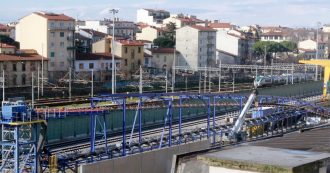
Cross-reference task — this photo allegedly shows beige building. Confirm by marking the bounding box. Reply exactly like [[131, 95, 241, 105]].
[[149, 48, 176, 71], [0, 43, 16, 54], [163, 14, 205, 28], [136, 26, 165, 42], [298, 39, 328, 59], [92, 37, 111, 53], [113, 40, 144, 77], [0, 49, 48, 88], [16, 11, 75, 82]]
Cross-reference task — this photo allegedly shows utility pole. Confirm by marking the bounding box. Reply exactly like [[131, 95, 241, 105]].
[[165, 70, 168, 93], [199, 71, 201, 94], [2, 70, 4, 103], [139, 66, 142, 94], [91, 69, 94, 97], [204, 66, 207, 93], [315, 22, 321, 81], [264, 45, 267, 67], [271, 59, 273, 83], [232, 72, 235, 92], [208, 67, 211, 93], [218, 60, 221, 93], [37, 67, 40, 99], [32, 72, 34, 108], [41, 43, 44, 96], [110, 9, 119, 94], [172, 47, 176, 93], [69, 67, 72, 100]]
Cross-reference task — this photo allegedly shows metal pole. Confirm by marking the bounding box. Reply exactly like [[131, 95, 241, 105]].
[[110, 9, 118, 94], [172, 48, 176, 93], [264, 45, 267, 66], [207, 98, 210, 138], [232, 72, 235, 92], [204, 66, 207, 93], [32, 72, 34, 108], [37, 67, 40, 99], [179, 97, 182, 144], [218, 60, 221, 93], [91, 69, 94, 97], [122, 98, 126, 156], [139, 66, 142, 94], [291, 63, 294, 84], [41, 44, 44, 96], [165, 70, 168, 93], [199, 71, 201, 94], [208, 67, 211, 93], [271, 59, 273, 83], [315, 22, 320, 81], [185, 76, 187, 92], [2, 70, 4, 102], [138, 97, 142, 149], [69, 67, 72, 100]]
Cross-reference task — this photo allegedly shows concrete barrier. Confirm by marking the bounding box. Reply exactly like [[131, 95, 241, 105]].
[[79, 139, 211, 173]]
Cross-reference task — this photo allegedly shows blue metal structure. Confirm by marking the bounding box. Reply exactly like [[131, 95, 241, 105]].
[[0, 99, 46, 173]]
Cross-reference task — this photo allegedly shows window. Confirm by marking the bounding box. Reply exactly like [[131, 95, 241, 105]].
[[60, 42, 64, 47], [125, 59, 128, 66], [89, 63, 94, 69], [30, 62, 36, 71], [60, 22, 64, 27], [125, 47, 128, 53], [50, 52, 55, 57], [3, 63, 7, 71], [22, 63, 26, 71], [21, 75, 26, 85], [145, 58, 149, 65], [101, 63, 104, 69], [50, 32, 55, 37], [157, 55, 160, 58], [13, 75, 17, 85], [79, 63, 84, 69], [138, 47, 141, 53], [163, 56, 166, 62], [200, 48, 202, 52], [60, 32, 64, 37], [138, 60, 141, 66], [50, 22, 55, 28], [60, 62, 65, 67], [50, 62, 55, 67], [50, 42, 55, 47], [12, 63, 17, 71]]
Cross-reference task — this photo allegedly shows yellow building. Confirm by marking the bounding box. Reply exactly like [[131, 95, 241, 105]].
[[16, 11, 75, 82], [113, 40, 144, 77]]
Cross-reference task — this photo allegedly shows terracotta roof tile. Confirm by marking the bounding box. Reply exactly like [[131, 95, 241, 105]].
[[34, 12, 74, 21], [117, 40, 144, 46], [81, 29, 107, 37], [76, 52, 120, 60], [208, 22, 231, 29], [189, 25, 216, 32], [0, 53, 48, 62]]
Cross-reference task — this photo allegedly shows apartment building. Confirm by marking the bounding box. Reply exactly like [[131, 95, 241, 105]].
[[16, 11, 75, 82], [298, 39, 328, 59], [163, 14, 205, 28], [78, 19, 136, 39], [137, 9, 170, 27], [149, 48, 177, 71], [0, 49, 48, 88], [136, 26, 165, 42], [176, 25, 217, 69], [75, 52, 121, 82], [113, 40, 144, 77]]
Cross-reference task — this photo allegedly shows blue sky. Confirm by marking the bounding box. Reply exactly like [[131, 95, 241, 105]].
[[1, 0, 330, 27]]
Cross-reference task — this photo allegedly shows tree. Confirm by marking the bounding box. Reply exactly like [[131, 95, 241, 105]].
[[0, 34, 19, 48], [165, 22, 176, 42], [281, 41, 297, 52], [153, 37, 175, 48]]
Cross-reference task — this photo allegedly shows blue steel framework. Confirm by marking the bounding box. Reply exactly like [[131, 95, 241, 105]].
[[87, 92, 330, 161], [0, 120, 45, 173]]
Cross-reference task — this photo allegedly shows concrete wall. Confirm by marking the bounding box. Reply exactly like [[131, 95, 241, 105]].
[[79, 139, 210, 173]]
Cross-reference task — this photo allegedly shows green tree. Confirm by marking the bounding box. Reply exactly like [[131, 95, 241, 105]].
[[0, 34, 19, 48], [281, 41, 297, 52], [165, 22, 176, 42], [153, 37, 175, 48]]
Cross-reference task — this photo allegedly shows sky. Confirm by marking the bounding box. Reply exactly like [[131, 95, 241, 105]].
[[1, 0, 330, 27]]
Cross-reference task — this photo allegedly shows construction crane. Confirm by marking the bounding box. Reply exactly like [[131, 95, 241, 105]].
[[299, 59, 330, 99], [228, 77, 262, 142]]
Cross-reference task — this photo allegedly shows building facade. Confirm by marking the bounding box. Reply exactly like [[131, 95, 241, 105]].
[[176, 25, 217, 69], [75, 53, 120, 82], [0, 49, 48, 88], [148, 48, 176, 71], [298, 39, 328, 59], [136, 26, 165, 42], [113, 40, 145, 77], [16, 11, 75, 82], [137, 9, 170, 27]]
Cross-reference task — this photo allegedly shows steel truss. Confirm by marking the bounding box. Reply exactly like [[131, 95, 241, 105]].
[[47, 92, 329, 172]]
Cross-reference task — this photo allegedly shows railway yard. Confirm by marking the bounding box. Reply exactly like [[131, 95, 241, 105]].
[[1, 78, 330, 173]]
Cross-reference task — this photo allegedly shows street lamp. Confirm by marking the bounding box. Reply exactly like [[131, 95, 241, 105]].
[[110, 8, 119, 94], [315, 22, 322, 81]]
